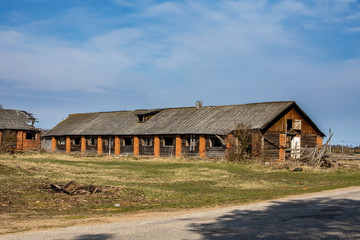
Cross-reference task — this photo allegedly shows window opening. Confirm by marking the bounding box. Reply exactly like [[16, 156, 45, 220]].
[[25, 132, 36, 140], [287, 119, 293, 131], [142, 137, 152, 146], [189, 135, 196, 151], [163, 137, 173, 146], [58, 137, 65, 145], [73, 137, 81, 145], [88, 138, 97, 146], [210, 137, 222, 147], [124, 137, 133, 146], [138, 116, 144, 123], [293, 119, 301, 130]]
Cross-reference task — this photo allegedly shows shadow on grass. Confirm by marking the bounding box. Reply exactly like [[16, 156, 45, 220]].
[[75, 234, 114, 240], [189, 197, 360, 239]]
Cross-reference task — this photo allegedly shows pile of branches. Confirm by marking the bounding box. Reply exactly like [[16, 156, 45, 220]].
[[50, 181, 100, 195], [297, 133, 338, 168]]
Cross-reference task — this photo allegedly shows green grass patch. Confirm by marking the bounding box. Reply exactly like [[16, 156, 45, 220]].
[[0, 153, 359, 233]]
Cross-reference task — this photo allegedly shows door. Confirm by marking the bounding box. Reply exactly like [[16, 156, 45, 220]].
[[291, 136, 301, 159]]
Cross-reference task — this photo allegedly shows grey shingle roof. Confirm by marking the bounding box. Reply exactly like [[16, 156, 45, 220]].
[[0, 109, 38, 131], [45, 101, 321, 137]]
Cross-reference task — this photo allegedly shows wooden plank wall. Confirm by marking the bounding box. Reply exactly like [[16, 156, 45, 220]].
[[267, 109, 317, 134], [206, 136, 225, 159], [263, 132, 280, 159], [181, 135, 199, 157]]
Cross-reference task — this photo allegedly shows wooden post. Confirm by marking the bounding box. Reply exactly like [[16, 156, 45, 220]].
[[66, 136, 71, 153], [154, 135, 160, 158], [81, 136, 86, 154], [0, 130, 2, 147], [97, 136, 103, 155], [133, 136, 139, 157], [52, 137, 57, 152], [175, 135, 182, 158], [199, 135, 206, 158], [115, 136, 120, 156]]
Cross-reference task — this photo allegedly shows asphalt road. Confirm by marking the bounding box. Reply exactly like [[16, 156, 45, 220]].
[[1, 187, 360, 240]]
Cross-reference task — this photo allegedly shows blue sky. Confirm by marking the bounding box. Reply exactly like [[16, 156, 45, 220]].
[[0, 0, 359, 146]]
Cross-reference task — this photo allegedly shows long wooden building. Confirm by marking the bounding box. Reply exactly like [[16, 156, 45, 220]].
[[42, 101, 325, 160], [0, 109, 41, 152]]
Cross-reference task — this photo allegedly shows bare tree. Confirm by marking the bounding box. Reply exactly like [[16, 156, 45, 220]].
[[0, 130, 17, 153], [226, 123, 253, 162]]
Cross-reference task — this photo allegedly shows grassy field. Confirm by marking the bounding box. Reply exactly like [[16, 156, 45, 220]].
[[1, 153, 360, 233]]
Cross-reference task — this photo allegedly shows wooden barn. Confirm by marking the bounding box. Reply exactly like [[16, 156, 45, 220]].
[[0, 109, 41, 152], [42, 101, 324, 160]]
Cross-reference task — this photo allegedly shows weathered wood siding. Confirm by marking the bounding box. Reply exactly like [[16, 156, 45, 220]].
[[102, 137, 115, 155], [70, 136, 81, 152], [263, 132, 280, 159], [301, 134, 318, 148], [205, 136, 225, 159], [139, 136, 154, 156], [181, 135, 199, 157], [160, 136, 175, 157], [267, 108, 317, 134], [120, 137, 133, 155], [85, 136, 98, 153]]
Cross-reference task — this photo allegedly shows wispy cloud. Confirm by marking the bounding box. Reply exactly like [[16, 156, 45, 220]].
[[1, 0, 360, 139]]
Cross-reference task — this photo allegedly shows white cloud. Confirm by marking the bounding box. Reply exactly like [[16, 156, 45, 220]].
[[0, 0, 359, 97], [348, 27, 360, 32]]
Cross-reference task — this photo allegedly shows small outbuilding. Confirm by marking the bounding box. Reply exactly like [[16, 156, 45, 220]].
[[0, 109, 41, 152], [43, 101, 325, 160]]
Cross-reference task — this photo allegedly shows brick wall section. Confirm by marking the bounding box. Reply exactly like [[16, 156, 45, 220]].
[[199, 135, 206, 158], [81, 136, 86, 154], [224, 134, 233, 158], [97, 136, 103, 155], [16, 131, 23, 150], [133, 136, 139, 157], [115, 136, 120, 156], [154, 135, 160, 158], [66, 136, 71, 153], [22, 133, 40, 151], [279, 134, 286, 161], [175, 135, 182, 158], [316, 136, 323, 148], [52, 137, 57, 152]]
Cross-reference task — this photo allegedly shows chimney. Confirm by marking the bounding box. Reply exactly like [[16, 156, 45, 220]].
[[195, 100, 203, 109]]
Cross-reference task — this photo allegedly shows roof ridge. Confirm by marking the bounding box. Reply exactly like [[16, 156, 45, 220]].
[[67, 101, 295, 115]]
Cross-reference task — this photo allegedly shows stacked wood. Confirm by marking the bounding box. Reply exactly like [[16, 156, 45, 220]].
[[297, 133, 338, 168], [50, 181, 99, 195]]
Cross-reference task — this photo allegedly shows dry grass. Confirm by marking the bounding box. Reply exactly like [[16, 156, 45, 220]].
[[1, 153, 360, 234]]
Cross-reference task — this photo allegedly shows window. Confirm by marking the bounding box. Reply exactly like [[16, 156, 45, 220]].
[[58, 137, 65, 145], [138, 116, 144, 123], [209, 137, 222, 147], [73, 137, 81, 145], [186, 135, 197, 151], [124, 137, 132, 146], [293, 120, 301, 130], [88, 138, 97, 146], [26, 132, 36, 140], [287, 119, 293, 131], [142, 137, 152, 146], [287, 119, 301, 131], [163, 137, 173, 146]]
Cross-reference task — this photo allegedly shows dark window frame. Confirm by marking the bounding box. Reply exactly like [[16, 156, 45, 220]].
[[163, 137, 174, 147], [124, 137, 133, 146]]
